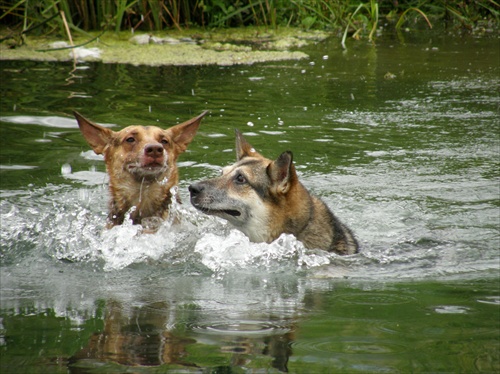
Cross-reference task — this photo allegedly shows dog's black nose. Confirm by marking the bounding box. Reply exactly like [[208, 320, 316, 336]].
[[188, 183, 203, 197], [145, 143, 164, 157]]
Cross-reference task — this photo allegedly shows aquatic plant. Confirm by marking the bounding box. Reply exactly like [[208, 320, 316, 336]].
[[0, 0, 497, 43], [340, 0, 379, 49]]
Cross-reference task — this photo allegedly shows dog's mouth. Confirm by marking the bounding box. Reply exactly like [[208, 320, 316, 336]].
[[128, 163, 167, 175], [197, 206, 241, 217], [129, 162, 163, 169], [143, 163, 164, 170]]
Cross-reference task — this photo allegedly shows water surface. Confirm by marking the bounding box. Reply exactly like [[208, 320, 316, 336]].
[[1, 33, 499, 373]]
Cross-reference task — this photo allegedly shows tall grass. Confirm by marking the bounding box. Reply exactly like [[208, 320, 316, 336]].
[[1, 0, 498, 38]]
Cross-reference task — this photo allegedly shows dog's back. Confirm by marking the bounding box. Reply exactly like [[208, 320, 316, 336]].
[[301, 195, 358, 255]]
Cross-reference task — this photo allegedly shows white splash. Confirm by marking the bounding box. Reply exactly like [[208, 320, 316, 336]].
[[194, 229, 317, 273], [98, 220, 181, 271], [158, 176, 169, 186]]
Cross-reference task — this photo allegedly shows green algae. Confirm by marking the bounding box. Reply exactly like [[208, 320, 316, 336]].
[[0, 27, 330, 66]]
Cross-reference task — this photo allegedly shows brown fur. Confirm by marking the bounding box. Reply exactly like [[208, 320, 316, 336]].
[[74, 111, 207, 229], [189, 130, 359, 255]]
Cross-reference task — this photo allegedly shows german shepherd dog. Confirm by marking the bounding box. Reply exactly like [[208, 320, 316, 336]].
[[74, 111, 207, 229], [189, 130, 359, 255]]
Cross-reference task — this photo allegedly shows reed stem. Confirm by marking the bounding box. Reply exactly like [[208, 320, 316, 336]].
[[1, 0, 497, 42]]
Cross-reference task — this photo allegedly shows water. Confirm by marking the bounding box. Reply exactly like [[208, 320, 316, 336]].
[[1, 32, 499, 373]]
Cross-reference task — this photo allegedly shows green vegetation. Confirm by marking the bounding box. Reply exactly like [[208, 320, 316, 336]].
[[1, 0, 498, 44]]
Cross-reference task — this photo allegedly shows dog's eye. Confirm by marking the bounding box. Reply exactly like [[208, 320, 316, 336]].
[[160, 139, 169, 145], [234, 173, 246, 184], [125, 137, 135, 143]]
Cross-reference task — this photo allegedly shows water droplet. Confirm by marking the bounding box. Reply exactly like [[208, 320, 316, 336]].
[[61, 163, 72, 175], [434, 305, 470, 314]]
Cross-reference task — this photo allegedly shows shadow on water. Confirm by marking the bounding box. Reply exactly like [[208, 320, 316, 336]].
[[1, 33, 499, 372]]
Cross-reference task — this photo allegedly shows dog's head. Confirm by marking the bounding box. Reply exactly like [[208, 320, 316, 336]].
[[74, 111, 207, 183], [189, 130, 298, 242]]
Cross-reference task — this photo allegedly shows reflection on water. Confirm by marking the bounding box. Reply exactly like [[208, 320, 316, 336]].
[[69, 300, 195, 368], [1, 270, 498, 372], [1, 33, 499, 372]]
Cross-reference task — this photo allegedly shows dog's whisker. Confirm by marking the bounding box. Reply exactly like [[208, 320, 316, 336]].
[[139, 177, 145, 204]]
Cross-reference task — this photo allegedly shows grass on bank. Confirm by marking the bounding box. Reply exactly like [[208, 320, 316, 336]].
[[1, 0, 498, 49]]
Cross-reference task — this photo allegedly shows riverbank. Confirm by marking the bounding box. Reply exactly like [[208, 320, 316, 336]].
[[0, 27, 330, 66]]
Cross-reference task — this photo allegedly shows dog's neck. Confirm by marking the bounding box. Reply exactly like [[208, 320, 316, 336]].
[[107, 175, 177, 226], [266, 182, 312, 241]]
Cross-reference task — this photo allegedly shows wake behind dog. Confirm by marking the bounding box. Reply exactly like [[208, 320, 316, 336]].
[[189, 130, 359, 255]]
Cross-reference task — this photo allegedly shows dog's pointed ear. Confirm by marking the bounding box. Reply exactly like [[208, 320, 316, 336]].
[[168, 110, 208, 152], [235, 129, 262, 160], [267, 151, 295, 195], [74, 111, 114, 155]]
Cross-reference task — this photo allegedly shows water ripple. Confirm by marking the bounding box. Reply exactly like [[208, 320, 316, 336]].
[[334, 293, 416, 306], [292, 337, 408, 355], [190, 320, 290, 337]]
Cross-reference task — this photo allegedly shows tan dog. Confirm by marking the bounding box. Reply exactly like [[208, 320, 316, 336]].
[[189, 130, 359, 255], [74, 111, 207, 229]]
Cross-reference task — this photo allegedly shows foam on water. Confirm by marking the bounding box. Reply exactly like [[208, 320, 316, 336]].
[[1, 175, 495, 281], [91, 204, 332, 273], [195, 230, 317, 273], [0, 182, 334, 275]]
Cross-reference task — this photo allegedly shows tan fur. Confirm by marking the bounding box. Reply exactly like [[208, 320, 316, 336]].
[[189, 130, 359, 255], [74, 111, 207, 229]]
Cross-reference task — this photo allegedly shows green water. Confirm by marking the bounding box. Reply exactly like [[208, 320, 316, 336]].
[[1, 33, 499, 373]]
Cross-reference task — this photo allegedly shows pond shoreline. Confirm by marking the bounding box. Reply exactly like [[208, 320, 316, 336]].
[[0, 27, 330, 66]]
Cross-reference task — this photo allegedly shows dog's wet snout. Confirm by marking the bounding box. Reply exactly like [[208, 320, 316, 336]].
[[188, 183, 204, 197], [145, 143, 164, 158]]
